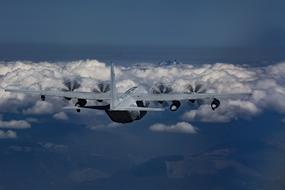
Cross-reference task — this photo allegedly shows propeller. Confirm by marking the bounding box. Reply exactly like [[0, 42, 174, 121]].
[[62, 78, 81, 100], [93, 82, 110, 93], [151, 83, 173, 105], [185, 83, 207, 105], [92, 82, 111, 102], [152, 83, 173, 94], [185, 83, 206, 94]]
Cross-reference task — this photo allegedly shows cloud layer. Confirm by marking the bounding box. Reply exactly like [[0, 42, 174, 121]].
[[53, 112, 69, 120], [0, 130, 17, 139], [0, 119, 31, 129], [0, 59, 285, 133], [150, 122, 197, 134]]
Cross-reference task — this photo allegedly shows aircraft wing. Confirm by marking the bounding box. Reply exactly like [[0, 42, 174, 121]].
[[5, 87, 251, 101], [131, 92, 251, 101], [4, 88, 111, 100]]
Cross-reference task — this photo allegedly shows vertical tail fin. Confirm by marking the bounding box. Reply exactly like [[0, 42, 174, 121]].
[[110, 63, 117, 110]]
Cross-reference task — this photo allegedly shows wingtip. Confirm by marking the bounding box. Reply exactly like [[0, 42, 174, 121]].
[[3, 87, 11, 92], [3, 87, 18, 92]]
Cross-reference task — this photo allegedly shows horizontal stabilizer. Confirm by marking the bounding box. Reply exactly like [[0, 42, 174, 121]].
[[64, 106, 164, 111], [114, 107, 165, 111]]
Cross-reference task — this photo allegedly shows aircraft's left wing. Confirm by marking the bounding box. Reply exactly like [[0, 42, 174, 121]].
[[131, 92, 251, 101], [4, 88, 111, 100]]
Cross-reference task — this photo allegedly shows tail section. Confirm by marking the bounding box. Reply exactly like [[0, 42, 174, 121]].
[[110, 63, 117, 110]]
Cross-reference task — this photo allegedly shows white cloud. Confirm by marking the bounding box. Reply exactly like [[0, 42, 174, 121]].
[[182, 100, 261, 123], [150, 122, 197, 134], [0, 120, 31, 129], [23, 101, 55, 115], [182, 106, 232, 123], [26, 117, 39, 123], [87, 122, 122, 130], [53, 112, 68, 120], [0, 130, 17, 139], [0, 60, 285, 123]]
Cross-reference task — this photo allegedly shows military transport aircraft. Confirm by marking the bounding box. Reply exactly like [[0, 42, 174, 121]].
[[5, 64, 250, 123]]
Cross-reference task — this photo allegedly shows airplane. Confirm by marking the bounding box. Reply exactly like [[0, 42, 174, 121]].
[[5, 64, 251, 123]]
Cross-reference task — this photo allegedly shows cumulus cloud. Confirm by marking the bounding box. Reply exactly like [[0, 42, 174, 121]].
[[25, 117, 39, 123], [0, 130, 17, 139], [87, 122, 122, 130], [150, 122, 197, 134], [53, 112, 68, 120], [0, 60, 285, 124], [23, 101, 55, 115], [0, 119, 31, 129], [182, 100, 260, 123]]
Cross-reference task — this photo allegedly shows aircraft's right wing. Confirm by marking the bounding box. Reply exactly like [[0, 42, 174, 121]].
[[4, 88, 111, 100], [131, 92, 251, 102]]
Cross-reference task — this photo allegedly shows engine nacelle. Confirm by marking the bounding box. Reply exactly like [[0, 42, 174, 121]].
[[170, 100, 181, 111], [211, 98, 220, 110], [40, 95, 45, 101], [64, 97, 72, 101], [75, 99, 87, 107], [189, 99, 195, 103]]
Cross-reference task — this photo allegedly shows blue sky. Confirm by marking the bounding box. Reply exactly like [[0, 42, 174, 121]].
[[0, 0, 285, 47]]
